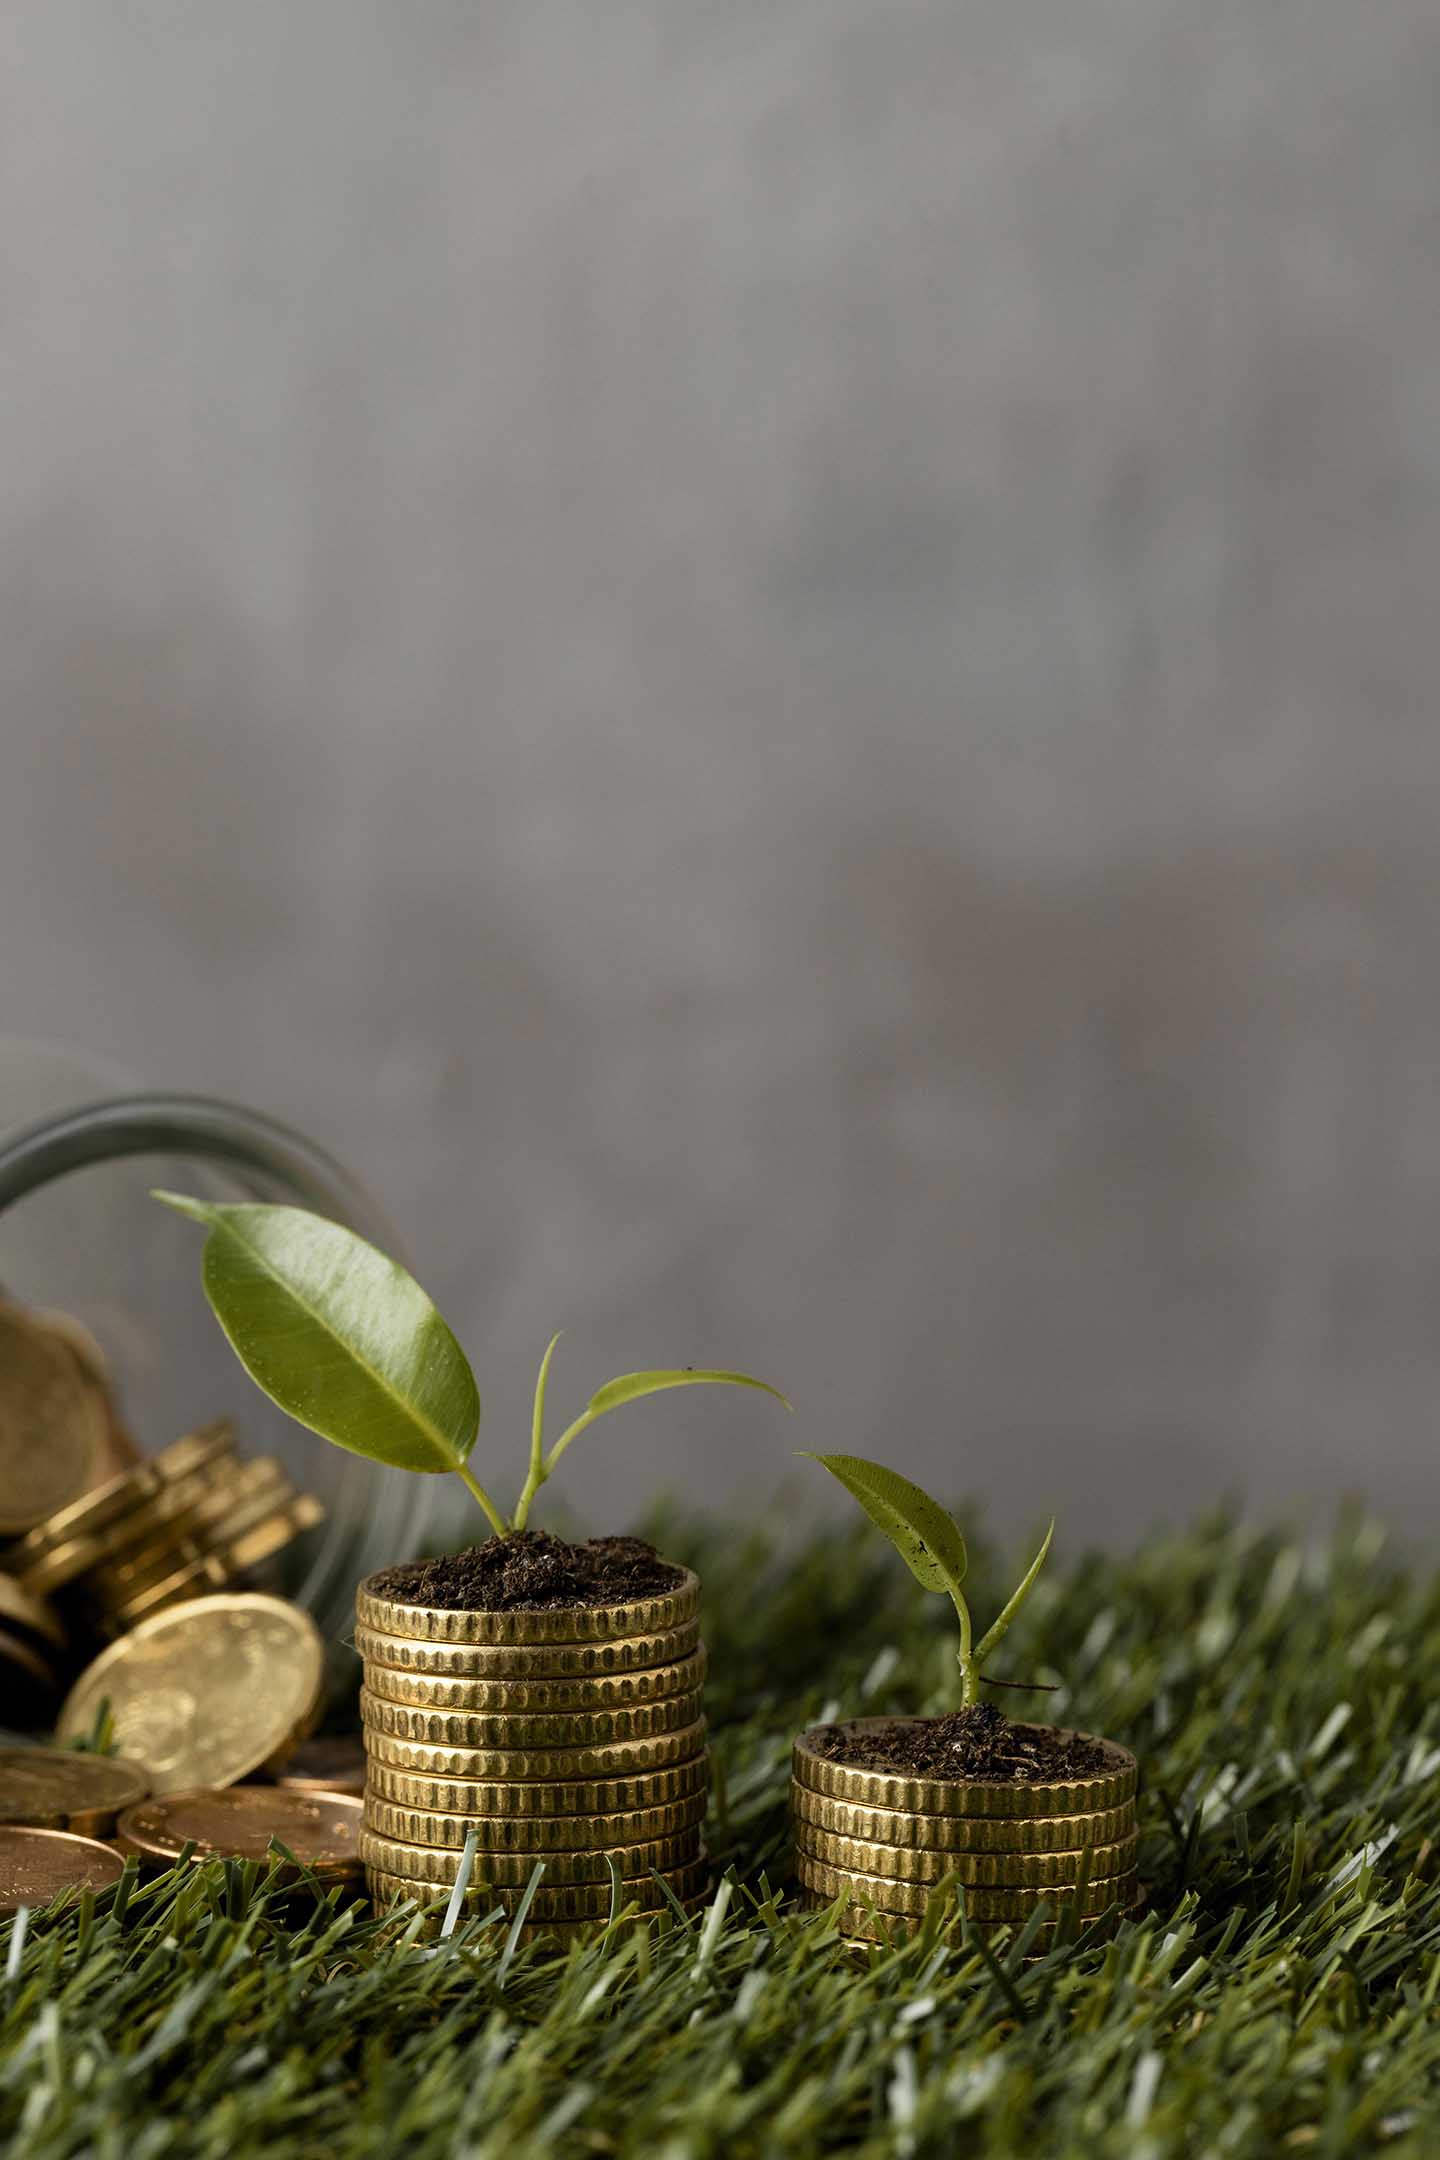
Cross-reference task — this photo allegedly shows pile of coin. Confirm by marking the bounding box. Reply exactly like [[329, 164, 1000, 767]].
[[791, 1720, 1139, 1949], [0, 1298, 325, 1721], [355, 1571, 710, 1936]]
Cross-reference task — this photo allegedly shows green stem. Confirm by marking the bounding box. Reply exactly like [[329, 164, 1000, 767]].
[[951, 1588, 979, 1706], [456, 1462, 509, 1539], [513, 1332, 563, 1532]]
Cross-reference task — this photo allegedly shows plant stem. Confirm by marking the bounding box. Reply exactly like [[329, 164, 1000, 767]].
[[456, 1463, 509, 1539], [512, 1333, 562, 1532], [951, 1589, 979, 1705]]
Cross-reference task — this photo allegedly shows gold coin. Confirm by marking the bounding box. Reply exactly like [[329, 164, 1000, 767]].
[[102, 1497, 326, 1631], [363, 1789, 708, 1852], [814, 1889, 1144, 1948], [790, 1784, 1135, 1853], [272, 1735, 367, 1798], [116, 1786, 362, 1879], [364, 1753, 709, 1819], [355, 1570, 700, 1647], [0, 1746, 149, 1835], [357, 1822, 701, 1887], [794, 1824, 1139, 1887], [792, 1723, 1137, 1818], [795, 1851, 1136, 1921], [352, 1619, 701, 1681], [95, 1457, 296, 1588], [0, 1824, 127, 1915], [0, 1307, 110, 1535], [0, 1569, 67, 1652], [56, 1592, 324, 1793], [365, 1882, 708, 1936], [362, 1854, 708, 1918], [360, 1645, 708, 1715], [7, 1421, 235, 1563], [362, 1718, 707, 1783], [358, 1686, 702, 1751]]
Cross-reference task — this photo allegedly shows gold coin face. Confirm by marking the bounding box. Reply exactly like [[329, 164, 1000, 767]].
[[0, 1308, 110, 1535], [352, 1620, 701, 1680], [57, 1593, 325, 1793], [357, 1822, 702, 1888], [117, 1786, 362, 1878], [361, 1718, 707, 1783], [358, 1686, 702, 1751], [795, 1851, 1137, 1921], [0, 1824, 127, 1915], [790, 1784, 1136, 1854], [0, 1746, 149, 1835], [792, 1723, 1137, 1818], [794, 1824, 1139, 1888], [360, 1645, 708, 1715], [273, 1735, 367, 1798], [363, 1753, 709, 1820], [356, 1571, 700, 1648], [362, 1853, 709, 1918], [363, 1789, 708, 1853]]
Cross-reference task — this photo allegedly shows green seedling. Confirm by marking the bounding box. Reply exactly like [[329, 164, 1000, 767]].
[[801, 1452, 1052, 1706], [155, 1195, 788, 1538]]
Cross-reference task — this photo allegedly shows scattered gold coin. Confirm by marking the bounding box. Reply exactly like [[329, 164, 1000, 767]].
[[0, 1824, 127, 1915], [116, 1785, 362, 1880], [56, 1593, 324, 1793], [0, 1745, 149, 1835]]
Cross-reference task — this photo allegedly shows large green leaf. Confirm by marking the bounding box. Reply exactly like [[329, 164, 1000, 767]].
[[801, 1453, 967, 1596], [153, 1195, 480, 1475]]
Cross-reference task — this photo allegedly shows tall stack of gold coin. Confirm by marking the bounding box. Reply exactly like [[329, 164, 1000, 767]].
[[355, 1571, 709, 1936], [791, 1723, 1139, 1949]]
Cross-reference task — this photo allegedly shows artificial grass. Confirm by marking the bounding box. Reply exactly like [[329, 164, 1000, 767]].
[[5, 1508, 1440, 2157]]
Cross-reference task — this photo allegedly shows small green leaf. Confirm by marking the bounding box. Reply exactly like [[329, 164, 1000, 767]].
[[800, 1453, 967, 1597], [586, 1370, 792, 1418], [153, 1193, 480, 1476]]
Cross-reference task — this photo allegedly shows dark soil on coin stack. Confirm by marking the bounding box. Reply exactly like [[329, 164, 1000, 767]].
[[810, 1705, 1114, 1784], [370, 1532, 685, 1613]]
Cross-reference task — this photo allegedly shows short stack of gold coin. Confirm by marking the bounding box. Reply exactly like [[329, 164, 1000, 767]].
[[791, 1721, 1139, 1950], [356, 1570, 709, 1937], [1, 1407, 326, 1727]]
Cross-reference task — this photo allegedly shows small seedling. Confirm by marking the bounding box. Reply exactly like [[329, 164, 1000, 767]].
[[155, 1195, 788, 1538], [801, 1453, 1052, 1707]]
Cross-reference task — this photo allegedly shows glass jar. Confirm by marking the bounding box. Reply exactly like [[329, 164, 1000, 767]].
[[0, 1040, 430, 1643]]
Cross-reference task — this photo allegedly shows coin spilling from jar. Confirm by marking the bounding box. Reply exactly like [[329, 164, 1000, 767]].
[[0, 1294, 327, 1720]]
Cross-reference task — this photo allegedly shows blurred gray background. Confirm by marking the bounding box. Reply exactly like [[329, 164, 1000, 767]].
[[4, 2, 1440, 1548]]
